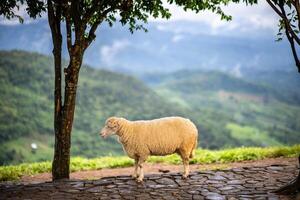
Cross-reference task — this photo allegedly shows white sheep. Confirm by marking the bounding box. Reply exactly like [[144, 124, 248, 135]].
[[100, 116, 198, 182]]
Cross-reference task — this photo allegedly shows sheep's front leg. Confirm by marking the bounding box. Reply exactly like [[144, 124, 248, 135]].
[[136, 157, 147, 182], [132, 158, 139, 179]]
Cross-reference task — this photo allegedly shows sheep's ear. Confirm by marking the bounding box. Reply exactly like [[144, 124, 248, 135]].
[[108, 118, 119, 129], [113, 120, 120, 129]]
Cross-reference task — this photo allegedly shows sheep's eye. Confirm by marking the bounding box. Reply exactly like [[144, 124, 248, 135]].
[[107, 124, 115, 129], [107, 125, 112, 129]]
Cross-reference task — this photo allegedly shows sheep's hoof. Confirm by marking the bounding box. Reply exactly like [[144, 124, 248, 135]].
[[182, 175, 189, 180], [131, 174, 138, 179], [136, 178, 144, 183]]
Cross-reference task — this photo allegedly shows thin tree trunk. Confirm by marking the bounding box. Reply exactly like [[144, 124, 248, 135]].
[[51, 47, 64, 179], [47, 0, 66, 180], [52, 53, 82, 179], [48, 0, 86, 180]]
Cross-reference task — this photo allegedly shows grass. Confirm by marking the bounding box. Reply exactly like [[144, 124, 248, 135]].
[[0, 145, 299, 181], [226, 123, 282, 146]]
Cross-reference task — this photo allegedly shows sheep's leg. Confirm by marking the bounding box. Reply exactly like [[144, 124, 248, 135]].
[[132, 159, 139, 179], [178, 149, 190, 179], [181, 155, 190, 179], [136, 157, 147, 182], [182, 157, 190, 179]]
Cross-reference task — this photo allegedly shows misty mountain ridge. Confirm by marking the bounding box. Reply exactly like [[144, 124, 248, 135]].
[[141, 69, 300, 105], [0, 19, 296, 75]]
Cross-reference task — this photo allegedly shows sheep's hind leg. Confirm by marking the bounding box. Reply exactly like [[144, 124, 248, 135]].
[[181, 156, 190, 179], [178, 149, 190, 179]]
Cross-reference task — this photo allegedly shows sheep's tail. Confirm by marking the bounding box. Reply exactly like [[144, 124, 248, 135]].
[[189, 139, 198, 158]]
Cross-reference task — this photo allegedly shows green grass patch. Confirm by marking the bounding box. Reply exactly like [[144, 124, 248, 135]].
[[1, 145, 299, 181], [226, 123, 282, 146]]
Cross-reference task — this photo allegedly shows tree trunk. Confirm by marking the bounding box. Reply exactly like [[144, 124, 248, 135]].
[[51, 45, 64, 179], [47, 0, 66, 180], [48, 0, 85, 180], [52, 49, 83, 180]]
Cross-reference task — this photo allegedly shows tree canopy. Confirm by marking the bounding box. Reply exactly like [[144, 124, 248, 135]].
[[1, 0, 257, 32]]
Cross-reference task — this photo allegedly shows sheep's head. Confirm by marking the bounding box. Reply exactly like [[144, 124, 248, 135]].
[[100, 117, 120, 138]]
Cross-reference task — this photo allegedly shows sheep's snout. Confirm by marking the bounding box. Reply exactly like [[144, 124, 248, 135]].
[[100, 126, 115, 138], [100, 128, 108, 138], [100, 130, 106, 138]]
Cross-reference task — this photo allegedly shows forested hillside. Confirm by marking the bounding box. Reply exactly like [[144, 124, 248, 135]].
[[142, 70, 300, 149], [0, 50, 299, 165], [0, 50, 182, 165]]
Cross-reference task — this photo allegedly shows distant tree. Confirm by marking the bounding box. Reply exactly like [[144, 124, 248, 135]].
[[266, 0, 300, 73], [1, 0, 255, 180]]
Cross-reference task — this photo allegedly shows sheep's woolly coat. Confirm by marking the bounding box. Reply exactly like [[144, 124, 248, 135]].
[[114, 117, 198, 159]]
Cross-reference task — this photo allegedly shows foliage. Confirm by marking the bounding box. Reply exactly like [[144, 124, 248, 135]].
[[147, 69, 300, 149], [226, 123, 282, 146], [1, 145, 299, 181], [0, 0, 257, 30], [1, 0, 259, 180], [0, 50, 184, 165], [1, 50, 300, 165]]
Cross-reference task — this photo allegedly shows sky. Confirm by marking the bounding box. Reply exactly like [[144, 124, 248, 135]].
[[1, 1, 293, 74], [0, 1, 279, 37]]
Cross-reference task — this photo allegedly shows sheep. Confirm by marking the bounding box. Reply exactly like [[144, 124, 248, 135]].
[[100, 116, 198, 182]]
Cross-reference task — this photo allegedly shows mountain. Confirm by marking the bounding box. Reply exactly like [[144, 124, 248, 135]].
[[142, 70, 300, 149], [1, 50, 299, 165], [142, 69, 300, 105], [0, 50, 183, 165], [0, 20, 296, 75], [243, 69, 300, 104]]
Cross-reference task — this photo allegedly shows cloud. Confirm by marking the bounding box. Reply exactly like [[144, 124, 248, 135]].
[[230, 63, 243, 78], [100, 39, 130, 66], [151, 1, 279, 37], [171, 34, 184, 43], [248, 54, 262, 67], [0, 1, 280, 39]]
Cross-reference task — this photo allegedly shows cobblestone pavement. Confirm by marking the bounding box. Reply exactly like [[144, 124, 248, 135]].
[[0, 163, 298, 200]]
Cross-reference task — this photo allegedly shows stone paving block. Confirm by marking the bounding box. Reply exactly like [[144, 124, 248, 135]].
[[0, 163, 298, 200]]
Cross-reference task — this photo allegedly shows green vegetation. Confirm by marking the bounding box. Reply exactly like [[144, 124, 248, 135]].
[[143, 70, 300, 149], [1, 145, 299, 181], [226, 123, 281, 146], [0, 50, 183, 165], [1, 50, 300, 165]]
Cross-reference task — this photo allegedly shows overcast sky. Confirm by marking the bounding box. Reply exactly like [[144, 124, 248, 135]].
[[0, 1, 279, 37], [1, 0, 289, 73]]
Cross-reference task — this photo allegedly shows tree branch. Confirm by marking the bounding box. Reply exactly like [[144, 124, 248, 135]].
[[48, 0, 59, 39], [83, 5, 119, 50], [65, 7, 72, 56], [266, 0, 300, 45], [266, 0, 284, 18], [285, 25, 300, 72], [292, 0, 300, 31], [279, 1, 300, 45], [47, 0, 62, 106], [70, 0, 83, 46], [82, 0, 103, 25]]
